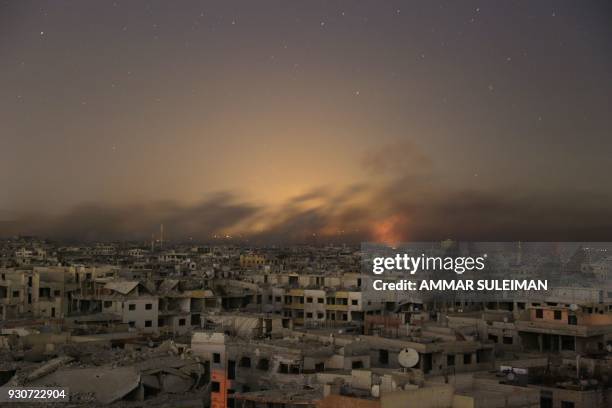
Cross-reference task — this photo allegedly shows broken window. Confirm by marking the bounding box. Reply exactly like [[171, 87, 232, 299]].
[[257, 358, 269, 371], [378, 349, 389, 365], [239, 357, 251, 368], [228, 360, 236, 379]]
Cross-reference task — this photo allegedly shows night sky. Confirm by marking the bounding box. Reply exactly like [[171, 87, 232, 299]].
[[1, 1, 611, 242]]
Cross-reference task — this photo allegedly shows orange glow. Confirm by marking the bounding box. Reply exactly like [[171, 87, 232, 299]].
[[370, 214, 409, 246]]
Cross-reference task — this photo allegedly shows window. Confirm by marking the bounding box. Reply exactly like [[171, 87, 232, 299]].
[[535, 309, 543, 318], [306, 312, 313, 318], [128, 321, 135, 328], [568, 315, 577, 325], [503, 336, 513, 345], [378, 349, 389, 365], [317, 313, 324, 319], [447, 354, 455, 366], [463, 354, 472, 364], [554, 310, 562, 320], [211, 381, 220, 392], [54, 290, 61, 297], [315, 362, 325, 372], [279, 363, 289, 374], [128, 304, 136, 311], [104, 301, 112, 308], [317, 298, 324, 303], [144, 320, 152, 327], [145, 303, 153, 310], [239, 357, 251, 368], [351, 299, 358, 306], [275, 296, 281, 302], [228, 360, 236, 379], [561, 402, 575, 408], [352, 360, 364, 369], [257, 358, 269, 371], [213, 353, 221, 363], [178, 318, 186, 326], [307, 297, 313, 303], [12, 291, 19, 298]]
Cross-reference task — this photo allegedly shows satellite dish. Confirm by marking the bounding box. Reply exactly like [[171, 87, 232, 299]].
[[569, 304, 579, 311], [506, 372, 516, 382], [398, 348, 419, 368], [371, 385, 380, 398]]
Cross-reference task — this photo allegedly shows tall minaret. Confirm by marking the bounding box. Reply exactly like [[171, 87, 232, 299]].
[[160, 224, 164, 249]]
